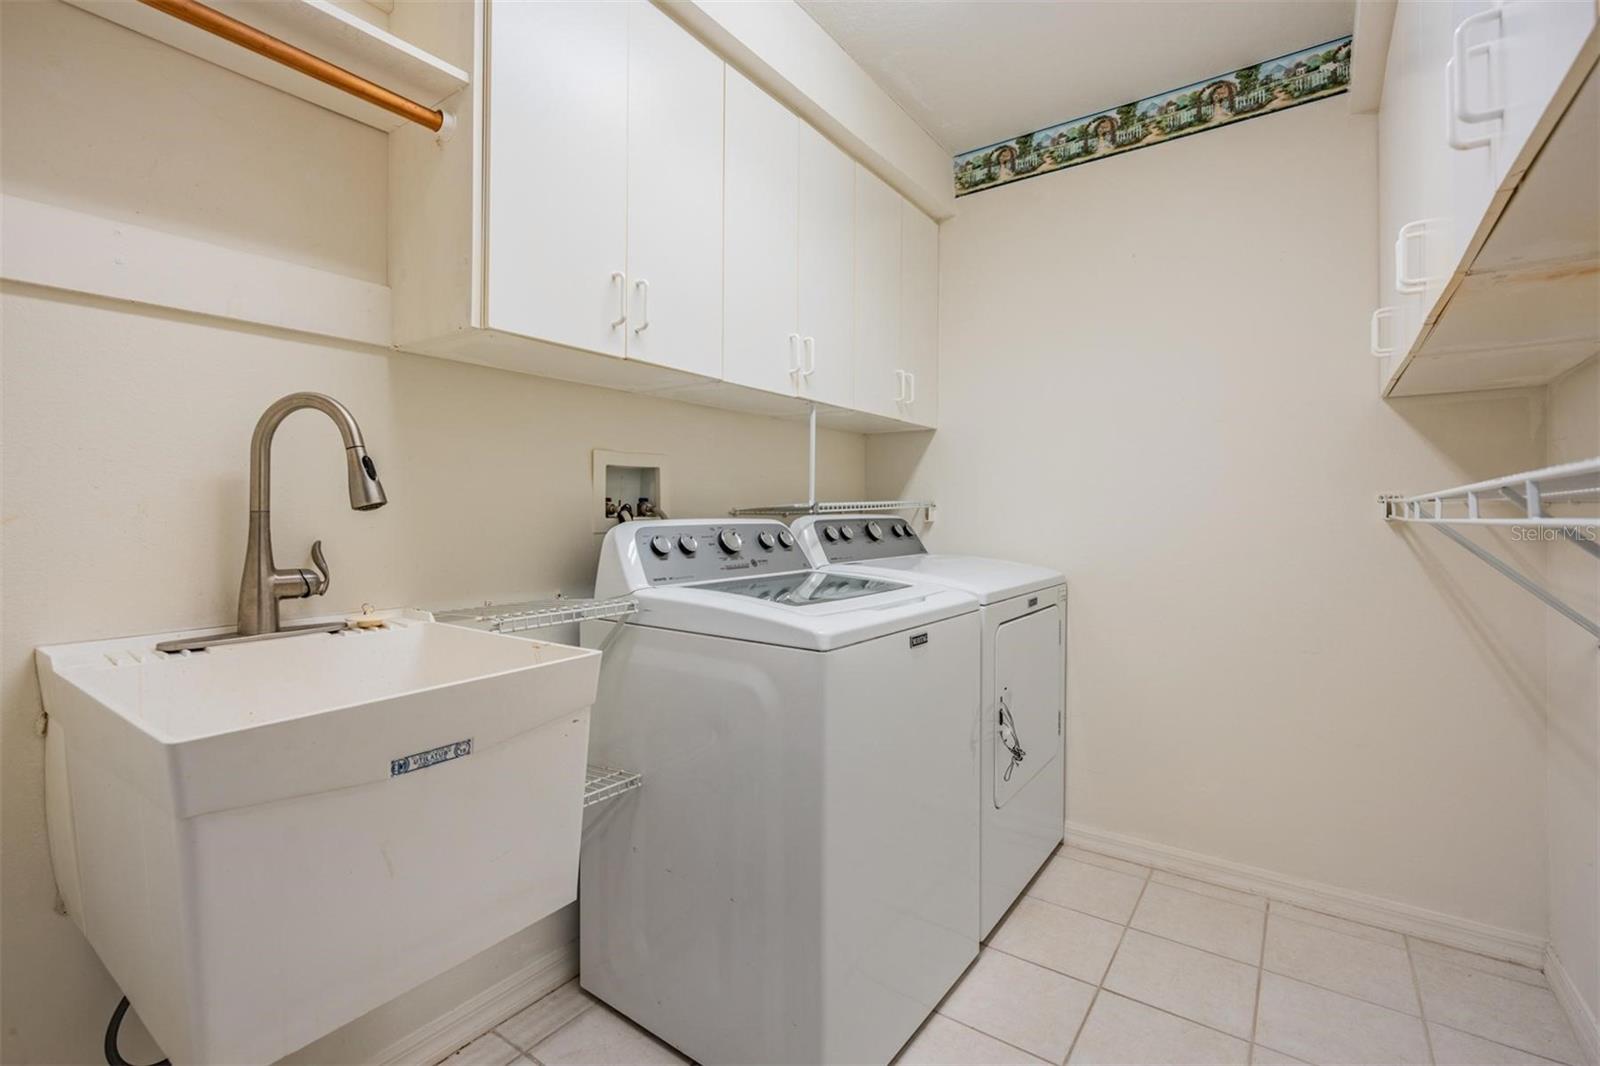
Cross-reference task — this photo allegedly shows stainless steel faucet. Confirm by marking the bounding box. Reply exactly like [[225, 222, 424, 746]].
[[238, 392, 388, 635], [157, 393, 387, 654]]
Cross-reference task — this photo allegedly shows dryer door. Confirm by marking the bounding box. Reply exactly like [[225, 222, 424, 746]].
[[993, 605, 1063, 808]]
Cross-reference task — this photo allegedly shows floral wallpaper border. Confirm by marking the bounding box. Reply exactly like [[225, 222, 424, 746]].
[[953, 36, 1354, 197]]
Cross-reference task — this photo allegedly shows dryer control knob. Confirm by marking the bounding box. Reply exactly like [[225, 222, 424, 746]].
[[678, 534, 699, 555], [822, 526, 839, 542], [840, 525, 856, 541], [719, 529, 743, 554], [865, 521, 884, 541], [890, 524, 905, 537], [757, 531, 776, 550], [650, 535, 673, 558], [777, 530, 796, 549], [898, 523, 913, 537]]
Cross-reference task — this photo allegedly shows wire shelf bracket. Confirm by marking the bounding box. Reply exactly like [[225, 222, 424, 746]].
[[584, 765, 643, 807], [1382, 456, 1600, 644]]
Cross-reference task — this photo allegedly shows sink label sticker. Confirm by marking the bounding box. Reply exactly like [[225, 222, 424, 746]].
[[391, 739, 473, 777]]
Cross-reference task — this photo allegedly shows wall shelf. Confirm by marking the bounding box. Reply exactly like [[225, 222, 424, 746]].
[[65, 0, 468, 133], [432, 596, 639, 637], [729, 500, 935, 517], [584, 765, 643, 808]]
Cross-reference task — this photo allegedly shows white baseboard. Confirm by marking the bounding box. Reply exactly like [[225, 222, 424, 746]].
[[1546, 945, 1600, 1066], [374, 940, 579, 1066], [1065, 822, 1547, 970]]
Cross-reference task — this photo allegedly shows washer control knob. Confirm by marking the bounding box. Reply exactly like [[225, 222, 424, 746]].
[[757, 531, 777, 550], [865, 521, 884, 541], [890, 524, 904, 537], [777, 530, 796, 549], [898, 523, 913, 537], [650, 535, 673, 558], [822, 526, 839, 542], [719, 529, 744, 554], [678, 534, 699, 555], [840, 525, 856, 541]]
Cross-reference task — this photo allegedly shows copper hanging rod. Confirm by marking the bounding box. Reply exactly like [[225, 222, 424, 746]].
[[136, 0, 446, 132]]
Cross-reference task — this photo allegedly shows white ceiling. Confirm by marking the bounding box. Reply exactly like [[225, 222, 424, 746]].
[[797, 0, 1357, 153]]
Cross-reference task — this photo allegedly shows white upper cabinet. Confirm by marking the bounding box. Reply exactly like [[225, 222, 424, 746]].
[[899, 202, 939, 428], [485, 0, 628, 358], [624, 1, 724, 378], [723, 68, 801, 397], [395, 0, 938, 429], [1375, 0, 1597, 396], [797, 124, 857, 410], [851, 165, 903, 419]]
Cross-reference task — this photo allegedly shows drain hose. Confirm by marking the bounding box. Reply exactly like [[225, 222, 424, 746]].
[[105, 997, 170, 1066]]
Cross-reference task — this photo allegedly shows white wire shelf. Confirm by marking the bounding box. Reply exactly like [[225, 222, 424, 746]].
[[432, 596, 638, 635], [729, 500, 935, 517], [1382, 456, 1600, 528], [1383, 456, 1600, 643], [584, 765, 643, 807]]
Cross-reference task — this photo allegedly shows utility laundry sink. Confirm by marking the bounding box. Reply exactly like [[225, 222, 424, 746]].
[[37, 613, 600, 1065]]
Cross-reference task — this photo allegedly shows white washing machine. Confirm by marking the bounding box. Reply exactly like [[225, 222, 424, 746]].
[[793, 515, 1066, 938], [580, 519, 981, 1066]]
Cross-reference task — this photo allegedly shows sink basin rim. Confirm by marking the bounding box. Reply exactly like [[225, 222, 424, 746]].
[[37, 610, 599, 746]]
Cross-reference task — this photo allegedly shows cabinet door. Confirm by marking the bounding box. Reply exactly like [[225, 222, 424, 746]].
[[899, 201, 938, 427], [1377, 0, 1456, 360], [723, 69, 800, 397], [625, 1, 724, 378], [851, 165, 902, 419], [796, 125, 855, 408], [1446, 0, 1504, 270], [485, 0, 628, 357], [1496, 1, 1597, 188]]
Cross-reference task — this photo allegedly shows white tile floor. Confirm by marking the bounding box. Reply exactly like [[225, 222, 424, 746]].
[[438, 845, 1585, 1066]]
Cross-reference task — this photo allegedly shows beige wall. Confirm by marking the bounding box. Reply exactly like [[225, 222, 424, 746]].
[[0, 4, 864, 1063], [1545, 356, 1600, 1018], [868, 99, 1555, 938]]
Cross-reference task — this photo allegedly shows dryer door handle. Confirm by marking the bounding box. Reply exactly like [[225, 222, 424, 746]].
[[998, 692, 1027, 781]]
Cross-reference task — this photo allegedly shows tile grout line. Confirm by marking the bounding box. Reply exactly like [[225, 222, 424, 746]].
[[496, 996, 598, 1060], [1424, 1020, 1571, 1066], [1404, 942, 1583, 1066], [1249, 901, 1269, 1064], [929, 1010, 1056, 1064], [1059, 863, 1154, 1065], [1405, 933, 1439, 1066]]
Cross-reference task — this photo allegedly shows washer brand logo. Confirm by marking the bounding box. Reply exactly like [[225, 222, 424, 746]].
[[391, 739, 472, 777], [1028, 597, 1039, 608], [909, 632, 929, 648]]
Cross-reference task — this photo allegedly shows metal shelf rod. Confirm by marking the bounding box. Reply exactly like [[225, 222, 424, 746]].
[[1383, 454, 1600, 645], [138, 0, 448, 132]]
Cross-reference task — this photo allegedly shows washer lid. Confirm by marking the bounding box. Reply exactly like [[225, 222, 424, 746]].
[[629, 573, 978, 651], [825, 555, 1063, 606]]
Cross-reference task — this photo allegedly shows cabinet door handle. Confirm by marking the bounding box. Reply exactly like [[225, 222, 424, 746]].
[[906, 371, 916, 404], [894, 370, 907, 403], [802, 336, 816, 378], [1445, 58, 1494, 151], [1394, 221, 1432, 295], [632, 278, 650, 333], [1452, 6, 1504, 126], [787, 333, 802, 376], [611, 272, 627, 328], [1370, 307, 1397, 357]]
